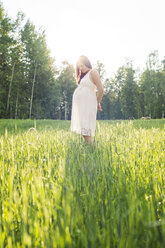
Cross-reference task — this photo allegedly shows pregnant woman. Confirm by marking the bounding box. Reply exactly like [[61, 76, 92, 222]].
[[70, 55, 104, 147]]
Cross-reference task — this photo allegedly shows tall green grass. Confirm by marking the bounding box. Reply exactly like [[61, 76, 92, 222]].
[[0, 119, 165, 247]]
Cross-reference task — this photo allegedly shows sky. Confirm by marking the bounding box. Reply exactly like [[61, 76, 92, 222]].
[[2, 0, 165, 78]]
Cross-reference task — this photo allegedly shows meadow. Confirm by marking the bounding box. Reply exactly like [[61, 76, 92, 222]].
[[0, 119, 165, 248]]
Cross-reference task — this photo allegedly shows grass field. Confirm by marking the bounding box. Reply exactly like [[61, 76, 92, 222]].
[[0, 119, 165, 248]]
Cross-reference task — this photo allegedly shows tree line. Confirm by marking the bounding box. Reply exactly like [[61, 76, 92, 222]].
[[0, 3, 165, 120]]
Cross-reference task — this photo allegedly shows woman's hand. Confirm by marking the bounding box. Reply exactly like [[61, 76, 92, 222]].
[[97, 103, 103, 111]]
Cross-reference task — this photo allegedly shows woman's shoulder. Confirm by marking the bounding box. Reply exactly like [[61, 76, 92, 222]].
[[88, 68, 101, 86], [89, 68, 100, 80], [90, 68, 99, 74]]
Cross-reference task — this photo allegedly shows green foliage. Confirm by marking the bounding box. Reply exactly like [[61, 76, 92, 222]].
[[56, 61, 76, 120], [0, 3, 16, 117], [0, 119, 165, 247], [139, 51, 165, 119], [101, 52, 165, 120], [0, 3, 59, 119]]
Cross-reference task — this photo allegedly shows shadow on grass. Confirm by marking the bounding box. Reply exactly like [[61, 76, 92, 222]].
[[55, 132, 105, 248]]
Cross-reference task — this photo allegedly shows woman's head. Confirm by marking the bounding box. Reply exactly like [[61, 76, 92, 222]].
[[75, 55, 92, 84]]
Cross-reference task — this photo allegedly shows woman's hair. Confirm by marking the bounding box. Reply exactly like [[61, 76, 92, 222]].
[[75, 55, 92, 85]]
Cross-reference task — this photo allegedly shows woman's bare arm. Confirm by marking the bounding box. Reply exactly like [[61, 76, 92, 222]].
[[90, 69, 104, 106]]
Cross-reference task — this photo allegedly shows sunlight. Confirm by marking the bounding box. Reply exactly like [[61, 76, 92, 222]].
[[3, 0, 165, 77], [49, 7, 99, 68]]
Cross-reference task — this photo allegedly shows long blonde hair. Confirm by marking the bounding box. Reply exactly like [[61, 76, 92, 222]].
[[75, 55, 92, 85]]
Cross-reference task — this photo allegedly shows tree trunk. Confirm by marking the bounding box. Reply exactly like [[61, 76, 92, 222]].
[[29, 63, 37, 119], [7, 62, 15, 114], [65, 99, 67, 120], [15, 90, 19, 119], [162, 104, 164, 118]]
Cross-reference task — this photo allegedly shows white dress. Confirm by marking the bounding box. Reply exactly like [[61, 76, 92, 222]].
[[70, 69, 98, 137]]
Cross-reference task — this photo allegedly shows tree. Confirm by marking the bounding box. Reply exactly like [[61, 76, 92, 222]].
[[95, 61, 105, 81], [118, 61, 141, 119], [139, 50, 165, 118], [0, 3, 16, 118], [56, 61, 76, 120], [21, 20, 58, 119]]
